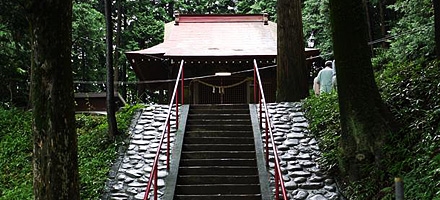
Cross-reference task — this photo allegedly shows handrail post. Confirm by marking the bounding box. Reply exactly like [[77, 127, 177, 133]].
[[181, 63, 184, 107], [254, 66, 256, 104], [154, 165, 158, 200], [259, 89, 262, 128], [265, 116, 269, 166], [176, 87, 178, 129], [275, 167, 279, 200], [167, 120, 170, 170]]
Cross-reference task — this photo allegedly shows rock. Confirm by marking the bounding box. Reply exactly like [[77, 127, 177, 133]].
[[285, 181, 298, 189], [112, 193, 129, 198], [287, 149, 299, 155], [117, 174, 126, 181], [277, 145, 289, 151], [300, 138, 311, 144], [293, 190, 309, 200], [275, 124, 291, 130], [127, 181, 147, 187], [292, 117, 307, 123], [121, 163, 131, 169], [286, 164, 302, 171], [143, 154, 155, 159], [293, 122, 308, 128], [128, 145, 136, 150], [132, 140, 149, 145], [324, 178, 334, 185], [296, 153, 311, 160], [124, 177, 134, 183], [129, 155, 142, 160], [134, 192, 146, 200], [287, 133, 304, 139], [293, 177, 307, 183], [134, 163, 144, 169], [157, 171, 168, 178], [112, 182, 124, 192], [309, 138, 317, 145], [289, 171, 311, 178], [281, 154, 295, 161], [135, 125, 144, 130], [139, 145, 148, 151], [125, 170, 142, 178], [126, 187, 138, 195], [308, 194, 327, 200], [309, 176, 324, 183], [152, 122, 162, 127], [324, 185, 336, 192], [327, 193, 339, 200], [299, 161, 315, 167], [284, 139, 299, 147], [299, 182, 324, 189]]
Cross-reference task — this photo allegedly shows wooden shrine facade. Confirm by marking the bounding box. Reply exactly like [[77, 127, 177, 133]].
[[126, 14, 320, 104]]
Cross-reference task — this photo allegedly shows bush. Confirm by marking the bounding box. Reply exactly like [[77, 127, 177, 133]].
[[0, 108, 33, 200], [0, 104, 143, 199], [302, 92, 340, 173], [303, 60, 440, 199]]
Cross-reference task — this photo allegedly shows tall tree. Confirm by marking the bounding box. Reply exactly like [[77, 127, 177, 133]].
[[114, 0, 123, 92], [434, 0, 440, 59], [276, 0, 308, 102], [29, 0, 80, 198], [329, 0, 393, 180], [105, 0, 118, 139]]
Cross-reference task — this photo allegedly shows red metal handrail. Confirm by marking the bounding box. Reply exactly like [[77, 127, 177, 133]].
[[143, 60, 184, 200], [253, 59, 288, 200]]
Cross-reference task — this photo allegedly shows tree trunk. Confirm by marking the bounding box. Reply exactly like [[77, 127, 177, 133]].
[[363, 0, 374, 54], [105, 0, 118, 139], [29, 0, 80, 199], [114, 0, 123, 92], [379, 0, 387, 48], [276, 0, 308, 102], [434, 0, 440, 59], [329, 0, 393, 181]]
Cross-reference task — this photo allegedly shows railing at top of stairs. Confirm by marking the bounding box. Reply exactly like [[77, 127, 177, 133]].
[[253, 59, 288, 200], [143, 60, 184, 200]]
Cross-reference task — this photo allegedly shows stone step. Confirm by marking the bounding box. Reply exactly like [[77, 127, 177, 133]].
[[190, 104, 249, 110], [177, 175, 259, 184], [185, 131, 253, 138], [183, 144, 255, 151], [186, 124, 253, 131], [181, 151, 256, 159], [188, 114, 250, 120], [183, 137, 255, 144], [189, 108, 250, 114], [175, 184, 260, 195], [178, 166, 258, 175], [179, 158, 257, 166], [187, 119, 251, 125], [174, 194, 262, 200]]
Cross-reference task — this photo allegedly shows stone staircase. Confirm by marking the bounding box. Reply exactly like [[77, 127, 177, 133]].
[[173, 104, 262, 200]]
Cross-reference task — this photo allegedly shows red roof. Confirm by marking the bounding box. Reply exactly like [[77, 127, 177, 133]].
[[126, 14, 318, 58]]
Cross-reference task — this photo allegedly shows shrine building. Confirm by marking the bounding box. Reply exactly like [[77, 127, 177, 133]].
[[125, 14, 319, 104]]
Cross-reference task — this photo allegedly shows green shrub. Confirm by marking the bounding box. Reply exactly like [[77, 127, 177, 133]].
[[302, 92, 341, 173], [303, 60, 440, 199], [0, 104, 143, 199], [0, 108, 33, 200]]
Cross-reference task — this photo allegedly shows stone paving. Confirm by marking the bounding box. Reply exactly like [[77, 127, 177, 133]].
[[103, 105, 177, 200], [261, 102, 340, 200]]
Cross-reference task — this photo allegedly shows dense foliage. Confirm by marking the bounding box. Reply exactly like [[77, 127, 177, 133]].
[[303, 0, 439, 196], [0, 105, 142, 199]]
